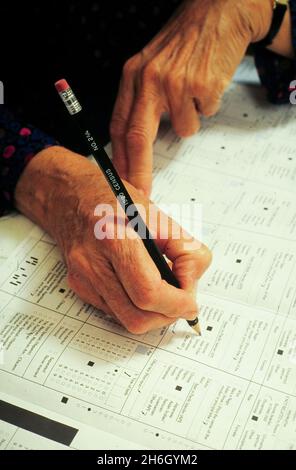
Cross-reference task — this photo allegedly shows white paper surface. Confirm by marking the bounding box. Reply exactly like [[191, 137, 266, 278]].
[[0, 59, 296, 450]]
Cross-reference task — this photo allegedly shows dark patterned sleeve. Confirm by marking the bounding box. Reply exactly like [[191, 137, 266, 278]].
[[254, 0, 296, 104], [0, 107, 59, 215]]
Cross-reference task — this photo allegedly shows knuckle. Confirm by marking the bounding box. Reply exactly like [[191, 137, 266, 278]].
[[195, 244, 213, 269], [142, 60, 159, 84], [67, 270, 83, 295], [192, 78, 225, 117], [192, 80, 210, 100], [110, 116, 125, 139], [100, 233, 120, 255], [67, 248, 89, 278], [122, 55, 139, 78], [126, 126, 149, 149], [132, 286, 157, 311], [185, 24, 198, 44], [165, 73, 183, 93]]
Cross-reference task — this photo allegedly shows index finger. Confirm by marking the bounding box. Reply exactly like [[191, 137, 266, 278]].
[[125, 82, 162, 196], [110, 234, 198, 319], [156, 217, 212, 294], [110, 60, 137, 179]]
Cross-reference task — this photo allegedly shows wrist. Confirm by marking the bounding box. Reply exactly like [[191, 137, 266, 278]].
[[246, 0, 274, 43]]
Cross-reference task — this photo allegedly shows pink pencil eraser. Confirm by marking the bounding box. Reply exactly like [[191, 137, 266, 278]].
[[55, 79, 70, 93]]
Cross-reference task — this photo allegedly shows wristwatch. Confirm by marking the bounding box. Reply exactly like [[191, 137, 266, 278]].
[[256, 0, 289, 48]]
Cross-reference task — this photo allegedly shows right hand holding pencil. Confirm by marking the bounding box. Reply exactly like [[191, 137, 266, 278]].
[[15, 146, 212, 334]]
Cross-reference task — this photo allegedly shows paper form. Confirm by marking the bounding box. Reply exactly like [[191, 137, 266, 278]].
[[0, 58, 296, 450]]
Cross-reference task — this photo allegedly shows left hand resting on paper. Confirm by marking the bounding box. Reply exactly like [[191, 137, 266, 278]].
[[110, 0, 281, 196]]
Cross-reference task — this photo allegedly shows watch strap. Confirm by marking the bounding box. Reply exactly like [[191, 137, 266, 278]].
[[256, 0, 288, 48]]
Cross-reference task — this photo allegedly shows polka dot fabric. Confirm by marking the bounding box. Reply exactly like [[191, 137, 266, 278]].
[[0, 107, 58, 215]]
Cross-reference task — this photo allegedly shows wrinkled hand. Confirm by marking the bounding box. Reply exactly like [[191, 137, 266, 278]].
[[15, 146, 212, 334], [111, 0, 273, 195]]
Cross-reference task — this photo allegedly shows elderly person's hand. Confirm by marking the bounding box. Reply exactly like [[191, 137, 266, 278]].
[[110, 0, 275, 195], [15, 146, 212, 334]]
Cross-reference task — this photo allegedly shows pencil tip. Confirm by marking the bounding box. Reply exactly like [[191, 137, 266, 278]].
[[191, 323, 202, 336]]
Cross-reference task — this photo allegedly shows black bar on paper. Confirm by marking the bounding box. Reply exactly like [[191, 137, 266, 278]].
[[0, 400, 78, 446]]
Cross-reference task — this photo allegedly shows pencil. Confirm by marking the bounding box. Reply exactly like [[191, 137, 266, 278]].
[[55, 79, 201, 336]]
